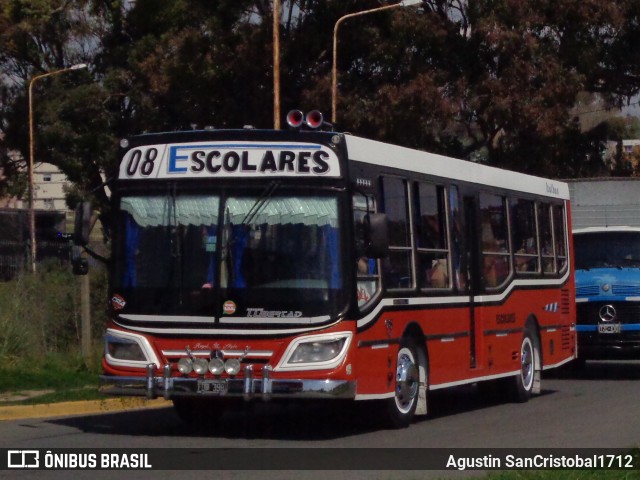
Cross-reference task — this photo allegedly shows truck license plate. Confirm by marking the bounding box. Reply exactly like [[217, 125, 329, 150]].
[[197, 379, 228, 395], [598, 323, 621, 334]]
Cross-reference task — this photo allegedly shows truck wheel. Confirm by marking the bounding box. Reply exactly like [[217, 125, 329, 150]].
[[384, 339, 420, 428]]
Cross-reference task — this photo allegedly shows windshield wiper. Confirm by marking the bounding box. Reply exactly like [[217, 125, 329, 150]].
[[240, 181, 280, 226]]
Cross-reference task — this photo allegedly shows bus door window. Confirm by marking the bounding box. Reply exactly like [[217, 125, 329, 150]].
[[380, 176, 413, 290], [414, 182, 450, 289], [511, 198, 539, 273], [353, 193, 381, 307], [479, 192, 511, 289]]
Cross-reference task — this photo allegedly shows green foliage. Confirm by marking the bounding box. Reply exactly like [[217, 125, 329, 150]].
[[0, 262, 108, 368], [2, 0, 640, 222]]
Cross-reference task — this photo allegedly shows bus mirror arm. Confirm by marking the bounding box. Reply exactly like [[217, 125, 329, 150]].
[[71, 246, 89, 275], [71, 201, 109, 275], [73, 201, 92, 247], [365, 213, 389, 259]]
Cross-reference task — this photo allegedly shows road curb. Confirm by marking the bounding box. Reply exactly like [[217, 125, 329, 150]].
[[0, 397, 169, 421]]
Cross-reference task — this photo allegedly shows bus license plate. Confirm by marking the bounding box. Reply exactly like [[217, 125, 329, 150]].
[[598, 323, 621, 334], [197, 380, 228, 395]]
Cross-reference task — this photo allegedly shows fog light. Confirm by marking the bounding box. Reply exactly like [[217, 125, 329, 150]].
[[177, 357, 193, 374], [225, 358, 242, 375], [193, 358, 209, 375], [209, 358, 225, 375]]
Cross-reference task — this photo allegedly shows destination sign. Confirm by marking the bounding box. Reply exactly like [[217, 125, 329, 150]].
[[119, 142, 341, 180]]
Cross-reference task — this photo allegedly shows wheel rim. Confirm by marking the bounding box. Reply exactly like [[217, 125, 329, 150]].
[[520, 337, 534, 391], [395, 348, 419, 414]]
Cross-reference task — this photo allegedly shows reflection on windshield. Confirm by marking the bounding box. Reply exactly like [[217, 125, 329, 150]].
[[574, 232, 640, 269], [220, 196, 341, 290]]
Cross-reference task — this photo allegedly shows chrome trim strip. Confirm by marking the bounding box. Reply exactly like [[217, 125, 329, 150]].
[[120, 314, 215, 323], [99, 373, 356, 400], [219, 315, 331, 325], [161, 349, 273, 358]]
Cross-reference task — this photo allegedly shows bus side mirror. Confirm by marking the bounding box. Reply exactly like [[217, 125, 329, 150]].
[[74, 202, 91, 246], [365, 213, 389, 258], [71, 246, 89, 275]]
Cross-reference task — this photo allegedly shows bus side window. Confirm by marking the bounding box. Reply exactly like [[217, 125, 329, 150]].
[[479, 192, 511, 289], [539, 203, 555, 273], [380, 176, 413, 290], [353, 193, 381, 307], [414, 182, 450, 289], [552, 204, 568, 272], [511, 198, 539, 274]]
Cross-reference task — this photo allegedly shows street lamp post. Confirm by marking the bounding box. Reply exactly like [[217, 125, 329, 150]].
[[28, 63, 87, 273], [273, 0, 280, 130], [273, 0, 281, 129], [331, 0, 422, 125]]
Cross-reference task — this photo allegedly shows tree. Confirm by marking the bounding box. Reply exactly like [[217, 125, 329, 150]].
[[3, 0, 640, 230]]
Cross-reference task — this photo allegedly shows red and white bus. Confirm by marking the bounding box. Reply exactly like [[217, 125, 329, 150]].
[[77, 111, 576, 428]]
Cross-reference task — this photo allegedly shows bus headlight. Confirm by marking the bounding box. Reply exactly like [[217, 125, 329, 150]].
[[276, 332, 352, 371], [103, 329, 159, 369], [290, 338, 346, 363], [105, 334, 146, 361]]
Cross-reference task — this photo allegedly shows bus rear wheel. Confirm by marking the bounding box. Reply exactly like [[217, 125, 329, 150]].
[[384, 339, 420, 428], [511, 327, 538, 402]]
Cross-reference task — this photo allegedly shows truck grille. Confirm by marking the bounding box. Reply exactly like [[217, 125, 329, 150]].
[[576, 301, 640, 325]]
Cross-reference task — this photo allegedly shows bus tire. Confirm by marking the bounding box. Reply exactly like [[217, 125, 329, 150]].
[[511, 327, 538, 403], [384, 339, 420, 428]]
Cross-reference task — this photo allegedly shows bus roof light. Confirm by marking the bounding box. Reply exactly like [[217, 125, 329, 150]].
[[286, 110, 304, 129], [306, 110, 324, 129]]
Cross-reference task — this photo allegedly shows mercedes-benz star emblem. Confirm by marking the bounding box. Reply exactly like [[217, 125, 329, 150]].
[[599, 305, 616, 322]]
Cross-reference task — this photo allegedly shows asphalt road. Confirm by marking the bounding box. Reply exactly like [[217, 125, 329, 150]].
[[1, 360, 639, 480]]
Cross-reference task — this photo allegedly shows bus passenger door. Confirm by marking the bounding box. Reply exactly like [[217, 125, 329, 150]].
[[450, 186, 482, 369]]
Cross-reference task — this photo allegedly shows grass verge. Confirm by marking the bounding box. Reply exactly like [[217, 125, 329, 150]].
[[0, 351, 101, 405]]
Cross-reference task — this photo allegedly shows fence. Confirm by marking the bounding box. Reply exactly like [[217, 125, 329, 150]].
[[0, 209, 70, 280]]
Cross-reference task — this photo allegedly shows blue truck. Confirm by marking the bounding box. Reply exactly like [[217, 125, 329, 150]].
[[569, 178, 640, 363]]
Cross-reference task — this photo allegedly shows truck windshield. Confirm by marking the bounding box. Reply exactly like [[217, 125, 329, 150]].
[[112, 190, 345, 321], [574, 231, 640, 270]]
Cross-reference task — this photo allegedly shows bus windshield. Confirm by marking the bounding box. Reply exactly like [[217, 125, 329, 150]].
[[574, 231, 640, 270], [113, 189, 345, 320]]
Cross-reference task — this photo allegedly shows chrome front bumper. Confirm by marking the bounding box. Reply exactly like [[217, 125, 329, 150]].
[[100, 364, 356, 401]]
